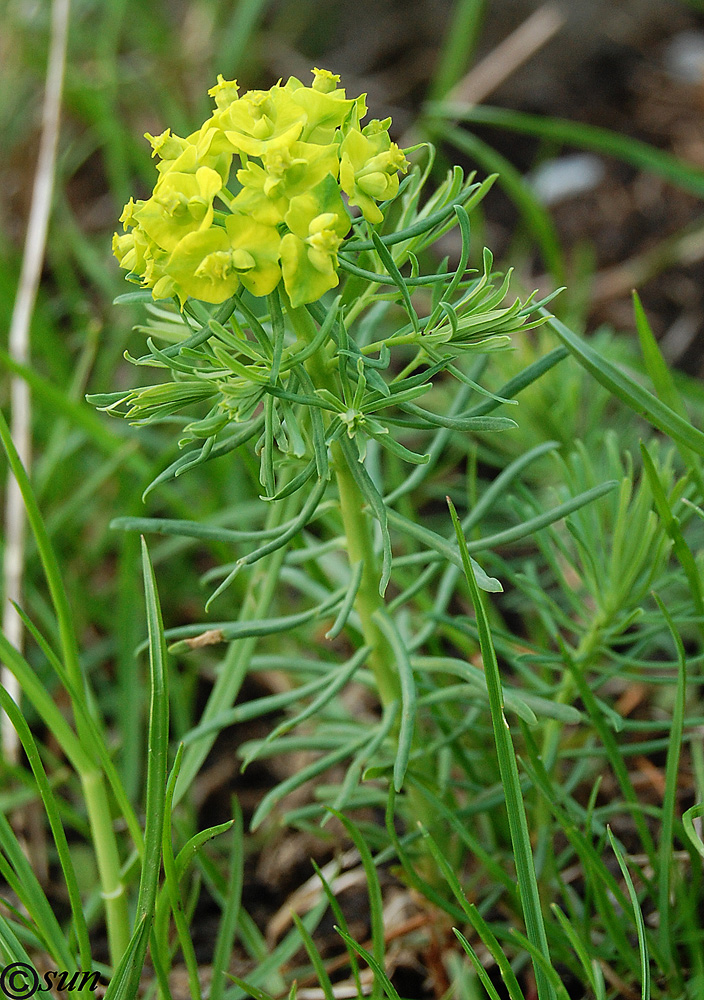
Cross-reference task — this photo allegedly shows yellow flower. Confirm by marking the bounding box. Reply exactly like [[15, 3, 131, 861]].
[[145, 128, 190, 162], [167, 216, 281, 304], [134, 165, 223, 252], [285, 72, 360, 144], [216, 83, 306, 157], [340, 120, 408, 223], [311, 67, 341, 93], [231, 139, 340, 226], [112, 228, 148, 278], [154, 123, 233, 182], [114, 69, 409, 307], [280, 175, 350, 307], [207, 74, 239, 110]]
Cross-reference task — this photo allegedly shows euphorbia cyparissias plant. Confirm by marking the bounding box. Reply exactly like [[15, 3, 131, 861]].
[[94, 68, 551, 794]]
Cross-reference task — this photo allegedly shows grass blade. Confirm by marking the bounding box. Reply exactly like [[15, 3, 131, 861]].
[[429, 104, 704, 200], [0, 684, 91, 970], [0, 811, 74, 969], [326, 810, 385, 999], [311, 860, 363, 996], [543, 312, 704, 456], [550, 904, 605, 1000], [652, 594, 687, 976], [640, 442, 704, 625], [291, 912, 336, 1000], [607, 828, 651, 1000], [447, 497, 554, 1000], [162, 744, 202, 1000], [453, 928, 508, 1000], [210, 800, 244, 1000], [420, 826, 525, 1000], [333, 926, 402, 1000], [131, 538, 170, 981]]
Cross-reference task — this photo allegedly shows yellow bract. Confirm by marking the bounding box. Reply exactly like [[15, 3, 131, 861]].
[[113, 70, 408, 307]]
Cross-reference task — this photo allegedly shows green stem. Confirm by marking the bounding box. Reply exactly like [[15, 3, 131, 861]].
[[283, 292, 448, 872], [82, 770, 131, 962], [280, 290, 400, 708], [331, 442, 400, 706]]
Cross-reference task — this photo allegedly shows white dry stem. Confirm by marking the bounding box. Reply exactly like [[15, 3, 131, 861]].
[[2, 0, 71, 759], [400, 3, 565, 148], [443, 3, 565, 108]]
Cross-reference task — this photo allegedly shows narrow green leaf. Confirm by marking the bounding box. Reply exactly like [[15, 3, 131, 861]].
[[250, 732, 369, 830], [0, 685, 91, 970], [550, 904, 604, 1000], [103, 916, 151, 1000], [291, 913, 336, 1000], [0, 812, 74, 968], [371, 231, 420, 332], [544, 312, 704, 456], [226, 895, 329, 1000], [339, 435, 392, 595], [11, 604, 144, 855], [634, 290, 704, 496], [334, 926, 402, 1000], [420, 828, 525, 999], [330, 702, 398, 815], [111, 515, 289, 544], [134, 539, 169, 952], [640, 443, 704, 625], [0, 632, 94, 775], [440, 126, 564, 281], [430, 103, 704, 200], [448, 498, 554, 1000], [506, 929, 572, 1000], [683, 802, 704, 860], [608, 828, 651, 1000], [337, 255, 451, 285], [0, 348, 149, 475], [142, 417, 263, 499], [371, 611, 416, 791], [174, 821, 235, 882], [241, 644, 369, 767], [162, 745, 202, 1000], [227, 978, 274, 1000], [327, 810, 386, 997], [343, 192, 474, 251], [453, 929, 506, 1000], [167, 584, 345, 654], [209, 801, 244, 1000], [0, 409, 83, 693], [311, 860, 363, 996], [326, 560, 364, 639], [652, 594, 687, 973]]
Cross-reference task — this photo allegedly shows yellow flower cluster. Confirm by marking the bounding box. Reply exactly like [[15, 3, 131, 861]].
[[113, 69, 409, 308]]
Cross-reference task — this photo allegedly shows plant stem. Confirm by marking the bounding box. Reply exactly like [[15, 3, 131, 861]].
[[331, 441, 400, 706], [281, 291, 400, 708], [282, 293, 452, 875], [82, 769, 131, 962]]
